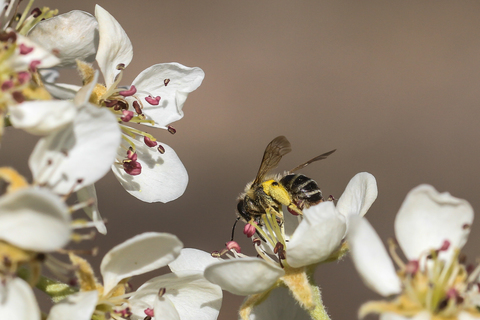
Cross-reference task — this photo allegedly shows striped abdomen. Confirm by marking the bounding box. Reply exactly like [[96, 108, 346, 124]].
[[280, 174, 323, 209]]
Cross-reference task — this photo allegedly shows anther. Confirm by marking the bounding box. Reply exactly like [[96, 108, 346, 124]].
[[119, 85, 137, 97], [164, 79, 170, 86], [29, 60, 41, 72], [439, 240, 450, 252], [31, 8, 42, 18], [17, 72, 30, 84], [167, 125, 176, 134], [0, 31, 16, 43], [1, 80, 13, 91], [243, 223, 256, 237], [145, 95, 161, 105], [12, 91, 24, 103], [144, 136, 158, 147], [104, 99, 119, 108], [116, 63, 126, 70], [327, 195, 336, 201], [123, 159, 142, 175], [157, 145, 165, 154], [120, 110, 134, 122], [158, 287, 166, 297], [19, 43, 33, 55], [132, 100, 142, 115], [226, 241, 241, 253], [405, 260, 419, 275], [144, 308, 154, 317], [463, 224, 471, 230], [252, 238, 262, 246]]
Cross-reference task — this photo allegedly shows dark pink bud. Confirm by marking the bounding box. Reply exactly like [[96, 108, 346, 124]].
[[145, 95, 161, 105], [104, 99, 119, 108], [167, 125, 176, 134], [19, 43, 34, 55], [29, 60, 41, 72], [226, 241, 241, 253], [144, 136, 158, 147], [127, 149, 137, 161], [119, 85, 137, 97], [157, 145, 165, 154], [243, 223, 256, 238], [132, 100, 142, 115], [120, 110, 134, 122]]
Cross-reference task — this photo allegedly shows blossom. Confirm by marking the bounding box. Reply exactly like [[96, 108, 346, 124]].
[[47, 235, 222, 320], [28, 5, 205, 203], [204, 172, 377, 320], [347, 184, 480, 320]]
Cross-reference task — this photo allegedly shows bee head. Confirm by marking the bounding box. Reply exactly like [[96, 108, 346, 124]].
[[236, 198, 250, 222]]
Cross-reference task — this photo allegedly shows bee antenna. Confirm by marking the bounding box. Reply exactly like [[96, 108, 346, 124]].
[[231, 216, 241, 241]]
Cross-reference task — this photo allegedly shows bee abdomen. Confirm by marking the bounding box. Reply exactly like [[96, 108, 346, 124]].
[[280, 174, 323, 208]]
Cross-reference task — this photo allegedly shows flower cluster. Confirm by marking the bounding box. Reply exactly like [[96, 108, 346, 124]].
[[0, 1, 478, 320]]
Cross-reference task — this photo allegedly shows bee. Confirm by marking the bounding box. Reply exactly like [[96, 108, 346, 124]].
[[235, 135, 336, 226]]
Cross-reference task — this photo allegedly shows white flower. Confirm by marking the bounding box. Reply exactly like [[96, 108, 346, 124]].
[[204, 172, 377, 320], [0, 278, 41, 320], [47, 236, 223, 320], [347, 184, 480, 320], [29, 5, 205, 203]]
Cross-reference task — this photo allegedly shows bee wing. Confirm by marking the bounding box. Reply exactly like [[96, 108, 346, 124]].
[[289, 149, 336, 173], [252, 136, 292, 186]]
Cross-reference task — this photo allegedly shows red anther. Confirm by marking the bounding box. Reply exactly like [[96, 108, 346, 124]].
[[439, 240, 450, 252], [104, 99, 119, 108], [405, 260, 419, 275], [116, 63, 126, 70], [120, 110, 134, 122], [1, 80, 13, 91], [273, 242, 284, 255], [31, 8, 42, 17], [145, 95, 161, 105], [327, 195, 336, 201], [157, 145, 165, 154], [226, 241, 241, 253], [29, 60, 41, 72], [17, 72, 30, 84], [119, 85, 137, 97], [157, 287, 166, 297], [164, 79, 170, 86], [12, 91, 24, 103], [132, 100, 142, 115], [123, 159, 141, 175], [19, 43, 34, 55], [243, 223, 256, 238], [144, 136, 158, 147], [167, 125, 176, 134], [144, 308, 154, 317], [118, 308, 132, 317], [252, 238, 262, 246], [0, 31, 16, 43], [127, 149, 137, 161]]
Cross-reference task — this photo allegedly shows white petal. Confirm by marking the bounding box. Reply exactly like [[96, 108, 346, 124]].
[[0, 278, 40, 320], [131, 63, 205, 128], [74, 70, 99, 107], [12, 34, 60, 71], [347, 215, 402, 296], [0, 188, 70, 252], [95, 5, 133, 88], [39, 69, 59, 83], [76, 184, 106, 235], [380, 312, 431, 320], [336, 172, 378, 218], [112, 138, 188, 203], [131, 271, 222, 320], [101, 232, 183, 294], [204, 258, 284, 296], [29, 103, 121, 194], [46, 291, 98, 320], [394, 185, 474, 262], [43, 82, 79, 100], [247, 286, 311, 320], [459, 312, 480, 320], [9, 100, 76, 135], [153, 296, 180, 320], [286, 201, 346, 268], [168, 248, 219, 273], [27, 10, 98, 67]]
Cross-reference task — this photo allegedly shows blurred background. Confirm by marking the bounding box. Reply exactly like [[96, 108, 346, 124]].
[[3, 1, 480, 319]]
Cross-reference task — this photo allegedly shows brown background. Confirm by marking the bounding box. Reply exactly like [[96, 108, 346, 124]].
[[3, 1, 480, 319]]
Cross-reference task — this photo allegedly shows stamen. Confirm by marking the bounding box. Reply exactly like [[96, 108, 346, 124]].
[[157, 145, 165, 154], [167, 125, 176, 134], [144, 308, 154, 317], [226, 241, 241, 253], [132, 100, 143, 116], [120, 110, 134, 122], [243, 222, 256, 238], [144, 136, 157, 147], [118, 85, 136, 97], [145, 95, 160, 105]]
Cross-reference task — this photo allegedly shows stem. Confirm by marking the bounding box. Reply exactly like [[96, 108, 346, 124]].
[[35, 275, 78, 302], [307, 284, 331, 320]]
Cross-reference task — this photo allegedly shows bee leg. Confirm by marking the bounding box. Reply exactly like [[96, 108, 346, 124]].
[[287, 203, 303, 216]]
